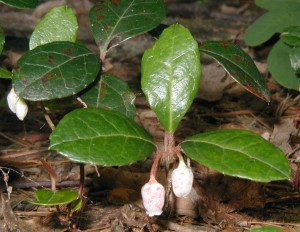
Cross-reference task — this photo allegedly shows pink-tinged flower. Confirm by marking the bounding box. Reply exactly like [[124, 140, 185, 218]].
[[7, 88, 28, 120], [141, 180, 165, 217], [171, 159, 193, 197]]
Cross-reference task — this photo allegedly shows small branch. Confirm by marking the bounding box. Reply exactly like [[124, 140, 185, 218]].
[[0, 168, 12, 199], [40, 102, 55, 131]]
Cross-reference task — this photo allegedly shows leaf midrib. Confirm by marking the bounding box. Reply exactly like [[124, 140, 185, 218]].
[[182, 139, 288, 177], [52, 134, 154, 146]]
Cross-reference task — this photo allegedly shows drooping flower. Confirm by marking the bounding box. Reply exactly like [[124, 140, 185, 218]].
[[171, 158, 193, 197], [7, 88, 28, 120], [141, 179, 165, 217]]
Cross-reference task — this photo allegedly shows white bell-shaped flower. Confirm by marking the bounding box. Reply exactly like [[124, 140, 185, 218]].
[[171, 158, 194, 197], [141, 179, 165, 217], [7, 88, 28, 120]]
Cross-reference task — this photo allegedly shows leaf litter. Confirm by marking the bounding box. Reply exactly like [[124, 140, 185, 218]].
[[0, 0, 300, 231]]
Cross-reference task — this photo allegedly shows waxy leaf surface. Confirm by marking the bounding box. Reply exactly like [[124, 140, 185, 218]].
[[12, 41, 100, 101], [81, 74, 136, 119], [50, 108, 156, 166], [89, 0, 166, 53], [142, 24, 201, 132], [199, 41, 270, 102], [268, 40, 300, 91], [30, 6, 78, 50], [29, 189, 78, 206], [0, 0, 38, 8], [180, 129, 290, 182], [245, 0, 300, 46]]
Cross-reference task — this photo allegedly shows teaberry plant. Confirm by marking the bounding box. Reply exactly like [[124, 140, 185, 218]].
[[0, 0, 290, 223]]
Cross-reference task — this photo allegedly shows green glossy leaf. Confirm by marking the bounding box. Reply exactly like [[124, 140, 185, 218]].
[[0, 0, 38, 8], [290, 46, 300, 74], [89, 0, 166, 54], [245, 0, 300, 46], [281, 26, 300, 46], [70, 198, 83, 213], [29, 189, 78, 206], [12, 41, 100, 101], [0, 27, 4, 54], [81, 74, 136, 119], [199, 41, 270, 102], [142, 24, 201, 132], [180, 129, 290, 182], [268, 40, 300, 91], [249, 226, 283, 232], [30, 6, 78, 50], [0, 67, 11, 79], [50, 108, 156, 166]]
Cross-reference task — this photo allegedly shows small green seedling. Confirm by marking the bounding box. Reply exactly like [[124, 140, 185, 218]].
[[28, 159, 83, 222]]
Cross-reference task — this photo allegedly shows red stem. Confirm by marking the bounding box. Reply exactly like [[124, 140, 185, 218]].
[[149, 151, 165, 183], [41, 159, 57, 191]]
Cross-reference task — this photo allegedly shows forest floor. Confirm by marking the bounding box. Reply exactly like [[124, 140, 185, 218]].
[[0, 0, 300, 231]]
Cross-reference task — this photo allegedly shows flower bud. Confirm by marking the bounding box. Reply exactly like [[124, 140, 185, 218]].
[[15, 98, 28, 120], [7, 88, 19, 113], [141, 180, 165, 217], [7, 88, 28, 120], [171, 159, 193, 197]]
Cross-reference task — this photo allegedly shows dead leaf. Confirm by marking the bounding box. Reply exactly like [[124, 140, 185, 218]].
[[198, 63, 233, 102]]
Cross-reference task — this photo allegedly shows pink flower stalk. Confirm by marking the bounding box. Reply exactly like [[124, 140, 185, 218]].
[[141, 179, 165, 217], [171, 158, 193, 197]]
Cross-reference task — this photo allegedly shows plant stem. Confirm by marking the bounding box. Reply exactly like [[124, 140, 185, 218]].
[[41, 159, 57, 191], [149, 151, 165, 183], [163, 132, 176, 170], [78, 163, 84, 197], [164, 132, 175, 153], [39, 102, 55, 131]]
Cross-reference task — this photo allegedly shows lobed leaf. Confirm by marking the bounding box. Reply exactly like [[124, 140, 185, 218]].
[[0, 0, 38, 8], [12, 41, 100, 101], [81, 74, 136, 119], [30, 6, 78, 50], [142, 24, 201, 132], [245, 0, 300, 46], [180, 129, 290, 182], [29, 189, 78, 206], [50, 108, 156, 166], [199, 41, 270, 102], [268, 40, 300, 91], [89, 0, 166, 54]]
